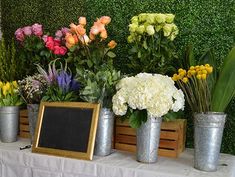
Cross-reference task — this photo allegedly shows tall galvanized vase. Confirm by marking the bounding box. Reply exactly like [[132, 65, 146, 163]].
[[194, 112, 226, 172], [0, 106, 19, 142], [136, 117, 162, 163], [94, 108, 114, 156], [27, 104, 39, 144]]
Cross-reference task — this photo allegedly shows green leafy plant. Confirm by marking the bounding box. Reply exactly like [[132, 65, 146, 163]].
[[0, 38, 23, 81], [77, 67, 121, 108], [127, 13, 179, 75], [212, 47, 235, 112], [0, 81, 23, 106]]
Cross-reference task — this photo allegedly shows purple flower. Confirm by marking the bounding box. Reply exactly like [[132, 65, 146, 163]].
[[22, 26, 32, 36], [57, 70, 72, 93], [55, 30, 63, 38], [15, 28, 25, 41], [70, 79, 80, 91], [32, 23, 43, 37]]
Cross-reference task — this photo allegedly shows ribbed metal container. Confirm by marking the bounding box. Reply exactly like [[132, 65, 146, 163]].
[[194, 112, 226, 172], [136, 117, 162, 163], [0, 106, 19, 143], [94, 108, 114, 156], [27, 104, 39, 144]]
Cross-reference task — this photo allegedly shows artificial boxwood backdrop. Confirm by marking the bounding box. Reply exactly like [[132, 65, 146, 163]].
[[1, 0, 235, 154]]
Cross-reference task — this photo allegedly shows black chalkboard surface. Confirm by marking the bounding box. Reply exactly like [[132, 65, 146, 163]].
[[32, 102, 100, 160]]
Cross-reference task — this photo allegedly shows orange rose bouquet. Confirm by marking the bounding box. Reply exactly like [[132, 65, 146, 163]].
[[65, 16, 117, 72]]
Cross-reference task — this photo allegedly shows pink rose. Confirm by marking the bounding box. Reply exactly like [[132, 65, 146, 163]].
[[15, 28, 25, 41], [55, 30, 63, 38], [23, 26, 32, 36], [54, 39, 61, 46], [32, 23, 43, 37], [46, 40, 55, 51], [42, 35, 48, 43], [46, 36, 54, 42], [61, 27, 69, 35], [53, 46, 61, 55], [59, 46, 67, 55]]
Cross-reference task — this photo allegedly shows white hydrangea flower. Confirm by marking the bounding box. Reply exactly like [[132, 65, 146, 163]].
[[112, 73, 185, 118]]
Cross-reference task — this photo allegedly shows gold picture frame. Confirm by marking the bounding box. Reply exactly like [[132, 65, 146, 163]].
[[32, 102, 100, 160]]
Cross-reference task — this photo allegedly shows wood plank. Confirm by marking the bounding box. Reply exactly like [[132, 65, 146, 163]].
[[20, 117, 29, 124], [19, 132, 30, 138], [20, 110, 28, 117], [158, 149, 178, 158], [20, 124, 29, 131], [116, 127, 136, 136], [116, 135, 136, 144], [159, 139, 177, 149]]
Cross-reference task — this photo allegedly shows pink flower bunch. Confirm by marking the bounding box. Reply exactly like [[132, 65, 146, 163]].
[[15, 23, 43, 42], [45, 36, 67, 56]]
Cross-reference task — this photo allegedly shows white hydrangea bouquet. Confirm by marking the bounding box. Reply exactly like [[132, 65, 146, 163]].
[[112, 73, 185, 128]]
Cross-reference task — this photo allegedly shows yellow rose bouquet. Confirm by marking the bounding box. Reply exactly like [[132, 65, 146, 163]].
[[127, 13, 179, 74], [0, 81, 23, 106]]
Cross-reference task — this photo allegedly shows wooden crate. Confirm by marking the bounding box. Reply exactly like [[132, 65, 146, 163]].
[[114, 119, 187, 158], [19, 109, 30, 138]]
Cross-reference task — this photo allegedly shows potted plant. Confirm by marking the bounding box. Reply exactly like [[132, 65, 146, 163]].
[[18, 74, 47, 143], [112, 73, 185, 163], [0, 81, 23, 142], [65, 16, 122, 156], [172, 47, 235, 172]]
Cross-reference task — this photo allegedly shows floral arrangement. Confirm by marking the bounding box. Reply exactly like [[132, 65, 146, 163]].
[[0, 81, 23, 106], [65, 16, 117, 72], [15, 24, 68, 74], [127, 13, 179, 74], [37, 60, 80, 102], [18, 74, 47, 104], [174, 46, 235, 113], [112, 73, 185, 128], [172, 64, 213, 113]]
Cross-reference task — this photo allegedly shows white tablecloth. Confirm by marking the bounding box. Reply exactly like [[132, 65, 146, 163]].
[[0, 138, 234, 177]]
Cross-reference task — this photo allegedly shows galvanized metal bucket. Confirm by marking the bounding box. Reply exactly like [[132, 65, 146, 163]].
[[136, 117, 162, 163], [0, 106, 19, 143], [94, 108, 114, 156], [27, 104, 39, 144], [194, 112, 226, 172]]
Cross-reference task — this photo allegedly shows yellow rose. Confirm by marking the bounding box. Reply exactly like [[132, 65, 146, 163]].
[[196, 74, 202, 80], [165, 14, 175, 23], [146, 25, 155, 35], [201, 74, 207, 80], [136, 25, 145, 34], [206, 66, 213, 74], [163, 24, 173, 37], [155, 13, 166, 23]]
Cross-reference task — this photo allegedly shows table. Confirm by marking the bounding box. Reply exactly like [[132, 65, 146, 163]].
[[0, 138, 234, 177]]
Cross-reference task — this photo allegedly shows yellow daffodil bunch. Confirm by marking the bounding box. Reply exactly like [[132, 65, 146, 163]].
[[172, 64, 213, 113], [0, 81, 22, 106]]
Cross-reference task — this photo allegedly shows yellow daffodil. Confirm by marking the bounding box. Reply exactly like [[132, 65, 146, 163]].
[[2, 85, 8, 96], [12, 81, 18, 88], [5, 82, 10, 90], [182, 77, 189, 83], [0, 81, 3, 88]]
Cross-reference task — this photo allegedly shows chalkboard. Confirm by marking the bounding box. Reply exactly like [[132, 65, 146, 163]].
[[32, 102, 100, 160]]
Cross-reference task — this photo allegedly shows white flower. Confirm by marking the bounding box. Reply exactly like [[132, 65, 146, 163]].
[[112, 73, 185, 118]]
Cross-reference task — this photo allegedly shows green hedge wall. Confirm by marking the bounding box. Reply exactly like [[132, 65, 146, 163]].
[[1, 0, 235, 154]]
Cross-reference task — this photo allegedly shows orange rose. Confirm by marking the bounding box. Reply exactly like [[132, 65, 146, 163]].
[[100, 16, 111, 25], [100, 29, 108, 39], [90, 26, 100, 35], [89, 32, 96, 40], [69, 23, 77, 33], [79, 34, 90, 45], [65, 33, 76, 45], [79, 17, 86, 26], [108, 40, 117, 49], [76, 25, 86, 36]]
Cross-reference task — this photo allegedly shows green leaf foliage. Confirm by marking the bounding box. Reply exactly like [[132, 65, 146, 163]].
[[212, 47, 235, 112]]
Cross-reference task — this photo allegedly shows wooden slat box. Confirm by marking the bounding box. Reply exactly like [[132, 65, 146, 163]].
[[19, 109, 30, 138], [114, 119, 187, 158]]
